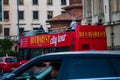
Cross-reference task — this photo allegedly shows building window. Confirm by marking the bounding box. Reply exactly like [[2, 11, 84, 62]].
[[117, 0, 120, 11], [33, 27, 38, 30], [47, 0, 53, 5], [33, 0, 38, 5], [4, 11, 9, 20], [20, 28, 24, 36], [3, 0, 9, 5], [19, 11, 24, 19], [61, 11, 66, 13], [33, 11, 39, 19], [61, 0, 66, 5], [18, 0, 24, 5], [47, 11, 53, 19], [4, 28, 9, 36], [70, 0, 81, 4]]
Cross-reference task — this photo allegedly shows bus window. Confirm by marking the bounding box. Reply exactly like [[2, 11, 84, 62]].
[[31, 49, 44, 58], [55, 47, 69, 52], [19, 49, 24, 60], [44, 48, 49, 54], [81, 44, 90, 50], [48, 48, 56, 53], [19, 49, 31, 60]]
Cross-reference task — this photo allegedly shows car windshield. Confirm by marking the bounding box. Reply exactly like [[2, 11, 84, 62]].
[[5, 58, 18, 62]]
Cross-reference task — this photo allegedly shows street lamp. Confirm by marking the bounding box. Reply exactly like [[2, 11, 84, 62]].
[[111, 32, 114, 50], [17, 0, 20, 43], [110, 26, 114, 50]]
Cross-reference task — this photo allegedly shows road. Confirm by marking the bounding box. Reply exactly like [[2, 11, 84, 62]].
[[0, 73, 10, 80], [0, 74, 3, 80]]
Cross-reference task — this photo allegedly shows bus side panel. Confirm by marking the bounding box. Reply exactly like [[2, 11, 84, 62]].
[[75, 25, 107, 51]]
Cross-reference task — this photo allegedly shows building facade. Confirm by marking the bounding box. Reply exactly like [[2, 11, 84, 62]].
[[0, 0, 2, 34], [82, 0, 120, 50], [47, 0, 82, 32], [1, 0, 69, 41]]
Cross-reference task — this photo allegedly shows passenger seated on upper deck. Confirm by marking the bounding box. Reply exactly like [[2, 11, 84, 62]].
[[37, 25, 45, 34], [70, 20, 78, 30], [66, 20, 77, 32]]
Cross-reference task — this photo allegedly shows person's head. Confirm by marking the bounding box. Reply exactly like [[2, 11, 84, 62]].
[[50, 62, 60, 78], [32, 62, 46, 73]]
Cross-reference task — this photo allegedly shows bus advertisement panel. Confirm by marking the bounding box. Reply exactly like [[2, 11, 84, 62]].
[[20, 32, 74, 48]]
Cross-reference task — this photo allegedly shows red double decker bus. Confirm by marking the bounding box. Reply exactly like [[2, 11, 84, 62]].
[[19, 25, 107, 60]]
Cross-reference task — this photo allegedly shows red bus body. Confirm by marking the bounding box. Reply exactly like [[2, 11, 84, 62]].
[[20, 25, 107, 51]]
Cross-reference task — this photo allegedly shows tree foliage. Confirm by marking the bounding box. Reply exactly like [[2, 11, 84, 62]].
[[0, 39, 13, 51], [0, 49, 18, 57], [0, 39, 18, 57]]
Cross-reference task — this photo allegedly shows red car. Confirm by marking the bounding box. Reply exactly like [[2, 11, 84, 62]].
[[19, 60, 29, 65], [0, 56, 20, 74]]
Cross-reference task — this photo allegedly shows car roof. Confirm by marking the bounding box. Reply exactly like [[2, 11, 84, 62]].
[[29, 51, 120, 62], [39, 51, 120, 57], [12, 51, 120, 75], [46, 51, 120, 55]]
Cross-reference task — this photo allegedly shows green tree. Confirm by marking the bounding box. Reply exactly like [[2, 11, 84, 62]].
[[0, 39, 14, 56]]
